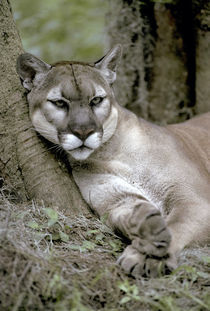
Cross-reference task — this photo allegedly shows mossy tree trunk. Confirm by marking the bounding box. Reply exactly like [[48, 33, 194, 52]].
[[0, 0, 87, 215], [195, 0, 210, 114], [108, 0, 210, 124]]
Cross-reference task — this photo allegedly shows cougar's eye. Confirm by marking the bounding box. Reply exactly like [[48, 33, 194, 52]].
[[50, 100, 68, 109], [90, 96, 104, 106]]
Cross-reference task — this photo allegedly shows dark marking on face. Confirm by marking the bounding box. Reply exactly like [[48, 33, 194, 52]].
[[70, 64, 82, 100]]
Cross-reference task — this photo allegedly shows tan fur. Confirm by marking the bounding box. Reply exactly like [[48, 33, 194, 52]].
[[17, 46, 210, 277]]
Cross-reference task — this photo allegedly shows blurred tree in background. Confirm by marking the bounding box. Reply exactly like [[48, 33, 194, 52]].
[[108, 0, 210, 124], [10, 0, 108, 63]]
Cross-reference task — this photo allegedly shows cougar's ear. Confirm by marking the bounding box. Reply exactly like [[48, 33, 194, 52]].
[[94, 44, 122, 84], [16, 53, 51, 91]]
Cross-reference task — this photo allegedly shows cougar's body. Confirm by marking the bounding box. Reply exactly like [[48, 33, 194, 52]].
[[17, 45, 210, 277], [73, 106, 210, 247]]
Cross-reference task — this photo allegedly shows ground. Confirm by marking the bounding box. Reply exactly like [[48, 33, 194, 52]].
[[0, 186, 210, 311]]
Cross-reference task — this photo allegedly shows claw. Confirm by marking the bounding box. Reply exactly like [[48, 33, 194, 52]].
[[118, 212, 176, 278], [117, 245, 145, 275]]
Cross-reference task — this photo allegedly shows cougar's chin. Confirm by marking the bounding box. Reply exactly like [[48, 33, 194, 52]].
[[68, 147, 94, 161]]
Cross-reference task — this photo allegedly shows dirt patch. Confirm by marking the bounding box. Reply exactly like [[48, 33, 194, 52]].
[[0, 189, 209, 311]]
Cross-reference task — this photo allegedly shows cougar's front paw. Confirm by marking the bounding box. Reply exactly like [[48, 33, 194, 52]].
[[118, 212, 174, 278], [131, 211, 172, 258], [117, 245, 146, 278], [117, 244, 177, 278], [118, 207, 174, 277]]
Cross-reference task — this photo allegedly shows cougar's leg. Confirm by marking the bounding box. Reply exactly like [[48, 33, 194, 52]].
[[166, 200, 210, 257], [108, 202, 172, 277]]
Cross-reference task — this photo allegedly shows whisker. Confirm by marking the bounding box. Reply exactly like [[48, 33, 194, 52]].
[[48, 144, 60, 152], [27, 125, 65, 154], [46, 144, 64, 157]]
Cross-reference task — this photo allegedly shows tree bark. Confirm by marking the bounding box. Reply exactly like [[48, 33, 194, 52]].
[[148, 1, 195, 124], [0, 0, 88, 215], [195, 0, 210, 114], [107, 0, 210, 124]]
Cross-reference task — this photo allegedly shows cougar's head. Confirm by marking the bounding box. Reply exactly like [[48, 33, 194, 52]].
[[16, 45, 122, 161]]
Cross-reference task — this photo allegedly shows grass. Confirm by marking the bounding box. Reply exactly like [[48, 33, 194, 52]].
[[0, 188, 210, 311]]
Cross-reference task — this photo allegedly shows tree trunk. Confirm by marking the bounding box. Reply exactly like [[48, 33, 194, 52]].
[[195, 0, 210, 114], [107, 0, 210, 124], [0, 0, 87, 215], [148, 1, 195, 124]]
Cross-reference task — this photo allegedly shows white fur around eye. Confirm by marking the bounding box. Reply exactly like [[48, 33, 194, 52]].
[[47, 86, 62, 101], [93, 84, 107, 98], [90, 84, 110, 120], [93, 98, 110, 121], [46, 87, 68, 124], [44, 101, 66, 124], [55, 110, 66, 123]]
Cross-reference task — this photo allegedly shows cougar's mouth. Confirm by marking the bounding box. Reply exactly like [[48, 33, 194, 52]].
[[75, 145, 92, 152], [67, 145, 95, 161], [60, 132, 103, 160], [61, 132, 101, 150]]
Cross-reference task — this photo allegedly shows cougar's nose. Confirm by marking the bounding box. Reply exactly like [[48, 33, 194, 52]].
[[71, 127, 95, 141]]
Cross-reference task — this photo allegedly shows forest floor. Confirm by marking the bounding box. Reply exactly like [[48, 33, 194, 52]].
[[0, 187, 210, 311]]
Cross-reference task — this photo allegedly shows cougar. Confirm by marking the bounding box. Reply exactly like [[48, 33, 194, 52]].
[[16, 45, 210, 277]]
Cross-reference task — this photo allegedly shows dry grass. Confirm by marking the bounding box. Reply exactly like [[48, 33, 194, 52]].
[[0, 188, 210, 311]]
